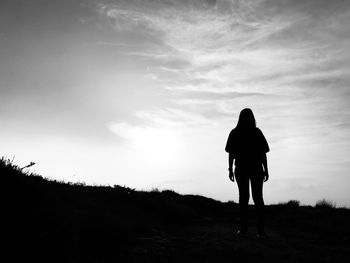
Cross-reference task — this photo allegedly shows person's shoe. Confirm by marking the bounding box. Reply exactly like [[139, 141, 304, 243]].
[[235, 229, 247, 238], [256, 232, 267, 239]]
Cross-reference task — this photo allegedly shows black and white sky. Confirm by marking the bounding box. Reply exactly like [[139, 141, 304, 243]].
[[1, 0, 350, 206]]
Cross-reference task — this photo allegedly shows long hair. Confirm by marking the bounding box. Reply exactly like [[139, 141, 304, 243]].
[[236, 108, 256, 129]]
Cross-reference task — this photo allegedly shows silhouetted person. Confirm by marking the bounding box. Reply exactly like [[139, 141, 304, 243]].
[[225, 108, 270, 237]]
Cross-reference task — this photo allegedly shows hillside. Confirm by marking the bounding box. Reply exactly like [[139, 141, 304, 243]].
[[2, 157, 350, 262]]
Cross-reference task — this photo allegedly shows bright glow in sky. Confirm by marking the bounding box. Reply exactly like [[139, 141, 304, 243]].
[[1, 0, 350, 206]]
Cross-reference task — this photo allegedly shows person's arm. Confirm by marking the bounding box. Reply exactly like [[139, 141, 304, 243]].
[[229, 153, 234, 170], [228, 153, 235, 182], [262, 153, 269, 182]]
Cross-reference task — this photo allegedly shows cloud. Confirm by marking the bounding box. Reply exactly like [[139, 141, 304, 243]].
[[108, 106, 214, 142], [97, 0, 350, 147], [134, 108, 212, 127]]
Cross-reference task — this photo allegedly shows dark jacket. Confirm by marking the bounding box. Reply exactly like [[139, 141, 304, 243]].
[[225, 127, 269, 168]]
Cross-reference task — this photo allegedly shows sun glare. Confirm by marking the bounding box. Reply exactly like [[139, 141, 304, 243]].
[[109, 121, 184, 168], [131, 127, 183, 167]]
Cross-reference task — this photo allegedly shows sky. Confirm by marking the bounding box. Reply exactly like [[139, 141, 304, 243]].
[[1, 0, 350, 207]]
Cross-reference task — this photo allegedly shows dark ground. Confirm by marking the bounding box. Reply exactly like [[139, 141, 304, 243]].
[[2, 157, 350, 262]]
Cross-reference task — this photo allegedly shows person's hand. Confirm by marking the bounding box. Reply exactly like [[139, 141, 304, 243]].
[[263, 170, 269, 182], [229, 170, 235, 182]]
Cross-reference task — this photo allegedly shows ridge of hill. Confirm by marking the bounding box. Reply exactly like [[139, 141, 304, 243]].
[[2, 157, 350, 262]]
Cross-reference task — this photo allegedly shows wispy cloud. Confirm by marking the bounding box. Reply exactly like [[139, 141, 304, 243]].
[[97, 0, 350, 144]]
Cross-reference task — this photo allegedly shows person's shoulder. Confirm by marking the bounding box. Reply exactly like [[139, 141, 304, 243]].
[[255, 127, 263, 133], [229, 127, 238, 135], [255, 127, 266, 137], [227, 128, 237, 140]]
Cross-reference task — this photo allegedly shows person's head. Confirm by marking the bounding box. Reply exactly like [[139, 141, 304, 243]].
[[236, 108, 256, 129]]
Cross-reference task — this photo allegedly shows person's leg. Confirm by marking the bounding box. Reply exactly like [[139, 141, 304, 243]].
[[251, 172, 265, 235], [235, 168, 250, 233]]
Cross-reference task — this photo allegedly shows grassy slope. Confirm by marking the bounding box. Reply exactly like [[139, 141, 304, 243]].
[[2, 158, 350, 263]]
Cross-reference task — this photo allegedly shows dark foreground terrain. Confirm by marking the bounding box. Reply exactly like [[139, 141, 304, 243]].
[[2, 158, 350, 262]]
